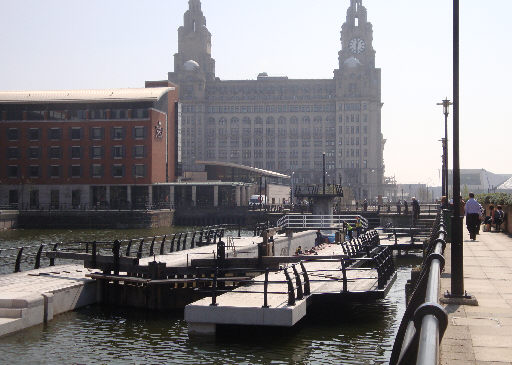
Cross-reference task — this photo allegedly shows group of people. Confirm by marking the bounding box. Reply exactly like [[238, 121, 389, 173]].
[[464, 193, 505, 240]]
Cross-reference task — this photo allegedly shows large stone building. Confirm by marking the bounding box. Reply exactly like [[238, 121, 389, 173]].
[[157, 0, 384, 200]]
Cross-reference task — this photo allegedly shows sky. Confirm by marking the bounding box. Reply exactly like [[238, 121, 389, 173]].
[[1, 0, 510, 185]]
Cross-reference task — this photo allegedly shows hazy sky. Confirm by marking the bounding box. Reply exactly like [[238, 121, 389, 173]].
[[1, 0, 510, 185]]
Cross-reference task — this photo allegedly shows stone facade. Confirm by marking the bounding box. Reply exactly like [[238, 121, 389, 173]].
[[165, 0, 384, 200]]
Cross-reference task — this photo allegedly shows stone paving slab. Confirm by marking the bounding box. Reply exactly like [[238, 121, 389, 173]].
[[440, 225, 512, 365]]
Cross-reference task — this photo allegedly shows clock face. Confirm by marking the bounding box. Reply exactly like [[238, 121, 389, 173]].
[[349, 38, 366, 54]]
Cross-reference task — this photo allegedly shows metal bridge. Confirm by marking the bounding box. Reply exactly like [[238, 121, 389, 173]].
[[277, 214, 369, 230]]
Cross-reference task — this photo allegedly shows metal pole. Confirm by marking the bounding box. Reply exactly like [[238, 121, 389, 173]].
[[322, 152, 326, 195], [451, 0, 464, 297]]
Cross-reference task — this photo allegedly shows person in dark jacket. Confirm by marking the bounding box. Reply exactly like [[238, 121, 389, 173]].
[[412, 197, 420, 225]]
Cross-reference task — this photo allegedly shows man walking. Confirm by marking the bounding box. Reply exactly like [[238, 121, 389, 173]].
[[464, 192, 482, 241]]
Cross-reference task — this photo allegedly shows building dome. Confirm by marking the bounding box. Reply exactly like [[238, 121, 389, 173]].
[[343, 57, 362, 68], [183, 60, 200, 71]]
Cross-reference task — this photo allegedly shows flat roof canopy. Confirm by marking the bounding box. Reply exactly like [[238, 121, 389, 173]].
[[196, 161, 290, 181]]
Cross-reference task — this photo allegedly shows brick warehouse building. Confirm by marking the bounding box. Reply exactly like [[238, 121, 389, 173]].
[[0, 87, 180, 210]]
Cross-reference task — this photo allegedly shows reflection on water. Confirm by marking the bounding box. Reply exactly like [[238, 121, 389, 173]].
[[0, 264, 416, 365]]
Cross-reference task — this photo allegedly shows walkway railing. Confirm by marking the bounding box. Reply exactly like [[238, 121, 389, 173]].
[[389, 209, 449, 365], [276, 214, 369, 230]]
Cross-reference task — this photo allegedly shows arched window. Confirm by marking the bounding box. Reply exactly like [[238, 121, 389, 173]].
[[278, 116, 286, 125]]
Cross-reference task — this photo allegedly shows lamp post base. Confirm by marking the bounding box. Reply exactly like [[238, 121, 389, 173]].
[[440, 290, 478, 306]]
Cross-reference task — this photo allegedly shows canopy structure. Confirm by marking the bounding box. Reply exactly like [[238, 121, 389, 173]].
[[195, 161, 290, 183]]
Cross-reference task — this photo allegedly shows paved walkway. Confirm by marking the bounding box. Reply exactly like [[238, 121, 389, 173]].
[[440, 226, 512, 364]]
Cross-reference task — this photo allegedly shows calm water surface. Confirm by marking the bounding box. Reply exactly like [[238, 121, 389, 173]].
[[0, 229, 417, 364]]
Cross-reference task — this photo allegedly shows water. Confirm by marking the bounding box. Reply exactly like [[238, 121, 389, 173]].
[[0, 229, 419, 364]]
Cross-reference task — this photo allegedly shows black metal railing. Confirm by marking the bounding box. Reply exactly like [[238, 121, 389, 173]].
[[0, 225, 233, 275], [389, 210, 449, 365]]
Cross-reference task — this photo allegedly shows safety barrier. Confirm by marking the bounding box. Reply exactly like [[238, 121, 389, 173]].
[[276, 214, 369, 230], [389, 209, 448, 365]]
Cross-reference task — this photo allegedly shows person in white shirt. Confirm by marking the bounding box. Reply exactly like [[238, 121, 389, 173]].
[[464, 192, 482, 241]]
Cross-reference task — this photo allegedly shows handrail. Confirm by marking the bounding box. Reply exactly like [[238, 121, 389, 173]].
[[277, 214, 369, 230], [389, 209, 449, 365]]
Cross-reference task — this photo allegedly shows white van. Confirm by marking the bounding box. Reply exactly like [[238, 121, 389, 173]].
[[249, 195, 267, 206]]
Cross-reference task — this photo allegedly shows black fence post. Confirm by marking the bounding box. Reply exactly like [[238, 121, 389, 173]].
[[159, 235, 167, 255], [112, 240, 120, 275], [262, 268, 270, 308], [176, 233, 183, 251], [126, 239, 132, 256], [182, 232, 188, 251], [91, 241, 97, 267], [292, 264, 303, 300], [210, 268, 219, 306], [283, 268, 296, 306], [170, 234, 176, 252], [191, 232, 196, 249], [149, 236, 156, 257], [341, 259, 348, 293], [300, 262, 310, 296], [14, 247, 24, 273], [34, 244, 44, 269], [137, 239, 144, 259], [49, 243, 59, 267]]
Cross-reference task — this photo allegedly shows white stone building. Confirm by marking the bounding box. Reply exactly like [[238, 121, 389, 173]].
[[156, 0, 384, 200]]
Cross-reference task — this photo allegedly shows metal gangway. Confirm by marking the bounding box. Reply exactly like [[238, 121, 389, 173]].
[[277, 214, 368, 230]]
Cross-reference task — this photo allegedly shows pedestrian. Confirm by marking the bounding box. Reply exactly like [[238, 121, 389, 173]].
[[396, 200, 401, 215], [363, 199, 368, 212], [355, 217, 363, 237], [346, 222, 354, 240], [494, 205, 504, 232], [412, 197, 420, 224], [403, 200, 409, 215], [464, 192, 482, 241], [315, 229, 324, 246]]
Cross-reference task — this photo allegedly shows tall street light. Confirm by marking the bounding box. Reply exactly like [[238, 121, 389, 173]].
[[437, 98, 452, 200]]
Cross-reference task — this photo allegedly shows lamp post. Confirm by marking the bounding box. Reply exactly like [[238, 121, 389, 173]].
[[291, 171, 295, 205], [437, 98, 452, 200]]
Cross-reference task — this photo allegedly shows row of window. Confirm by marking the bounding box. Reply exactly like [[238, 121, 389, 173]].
[[5, 164, 146, 179], [1, 108, 149, 121], [2, 126, 147, 142], [4, 145, 146, 160]]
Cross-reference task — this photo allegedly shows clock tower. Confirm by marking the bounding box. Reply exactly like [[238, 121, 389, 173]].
[[338, 0, 375, 69]]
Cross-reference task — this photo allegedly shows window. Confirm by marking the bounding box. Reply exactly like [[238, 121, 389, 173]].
[[70, 165, 81, 178], [28, 128, 40, 141], [134, 164, 145, 178], [91, 146, 104, 159], [7, 165, 18, 178], [112, 145, 125, 159], [71, 127, 82, 140], [133, 145, 145, 158], [49, 146, 62, 159], [91, 164, 103, 178], [28, 165, 40, 178], [49, 128, 62, 140], [91, 127, 104, 140], [49, 165, 61, 178], [112, 127, 125, 140], [28, 147, 40, 159], [7, 128, 19, 141], [112, 164, 124, 178], [7, 147, 20, 159], [134, 126, 146, 139], [71, 146, 81, 159]]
